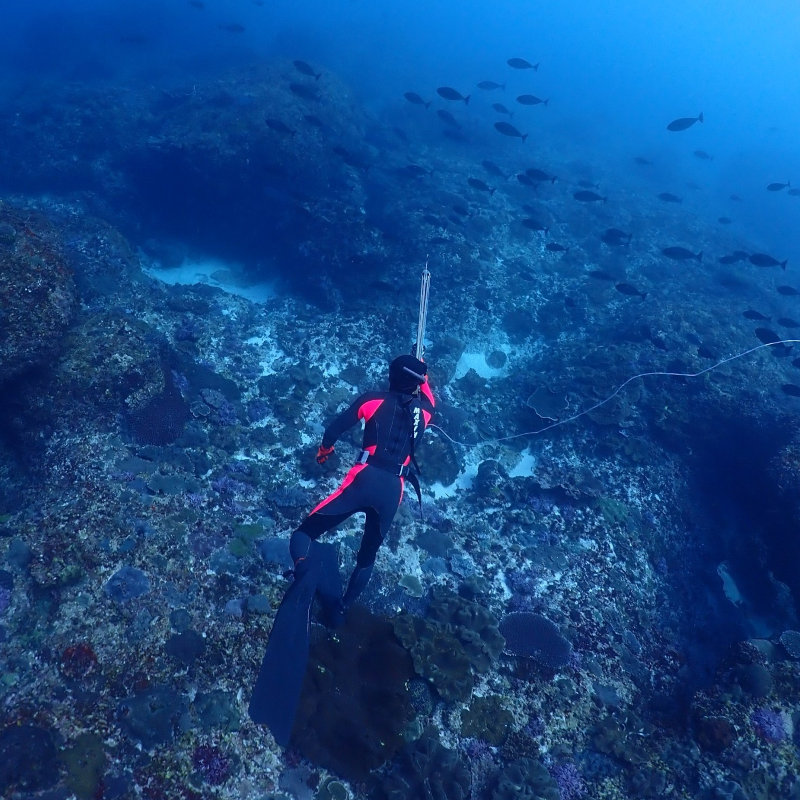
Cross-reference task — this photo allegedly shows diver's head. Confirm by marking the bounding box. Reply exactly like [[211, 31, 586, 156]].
[[389, 354, 427, 393]]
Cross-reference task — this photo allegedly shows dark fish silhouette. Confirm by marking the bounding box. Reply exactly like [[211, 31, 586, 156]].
[[189, 1, 205, 8], [755, 327, 781, 344], [517, 173, 535, 187], [404, 92, 431, 108], [468, 177, 495, 194], [265, 118, 295, 136], [525, 168, 556, 183], [507, 58, 539, 70], [494, 121, 527, 141], [657, 192, 682, 203], [602, 228, 632, 246], [789, 188, 800, 196], [750, 253, 788, 269], [477, 81, 505, 90], [452, 204, 471, 217], [546, 242, 569, 253], [778, 317, 800, 328], [693, 150, 713, 160], [730, 194, 743, 202], [778, 285, 800, 296], [437, 87, 470, 104], [616, 282, 647, 299], [634, 156, 653, 166], [662, 246, 702, 261], [517, 94, 548, 106], [293, 60, 321, 80], [743, 309, 770, 321], [303, 114, 325, 128], [573, 190, 606, 202], [767, 181, 790, 191], [289, 83, 319, 100], [492, 102, 514, 117], [219, 23, 245, 33], [482, 160, 506, 178], [782, 384, 800, 397], [667, 112, 703, 131], [396, 163, 430, 178], [437, 109, 461, 128], [717, 216, 732, 224]]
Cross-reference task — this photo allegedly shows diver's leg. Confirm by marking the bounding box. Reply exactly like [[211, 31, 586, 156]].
[[341, 508, 382, 608]]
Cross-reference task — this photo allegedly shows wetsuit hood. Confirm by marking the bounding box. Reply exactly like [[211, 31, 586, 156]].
[[389, 354, 427, 393]]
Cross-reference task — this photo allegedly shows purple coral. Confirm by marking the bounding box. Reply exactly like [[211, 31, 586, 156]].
[[550, 762, 586, 800], [192, 744, 232, 785], [750, 707, 787, 743]]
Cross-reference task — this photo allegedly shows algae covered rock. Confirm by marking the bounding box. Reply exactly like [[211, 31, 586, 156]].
[[0, 202, 77, 386], [392, 585, 504, 702], [372, 726, 471, 800]]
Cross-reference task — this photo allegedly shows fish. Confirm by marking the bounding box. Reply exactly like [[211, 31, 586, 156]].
[[657, 192, 682, 203], [437, 109, 461, 128], [573, 190, 606, 202], [289, 83, 319, 100], [189, 0, 205, 8], [601, 228, 632, 246], [521, 218, 549, 233], [730, 194, 743, 202], [477, 81, 505, 90], [437, 87, 470, 104], [492, 103, 514, 117], [517, 173, 535, 187], [588, 269, 615, 281], [265, 118, 295, 136], [666, 112, 703, 131], [517, 94, 549, 106], [749, 253, 788, 269], [778, 318, 800, 328], [468, 177, 495, 194], [717, 216, 732, 224], [525, 168, 556, 183], [507, 58, 539, 70], [634, 156, 653, 165], [697, 344, 716, 359], [662, 246, 702, 261], [616, 282, 647, 299], [777, 285, 800, 296], [482, 160, 506, 178], [219, 23, 245, 33], [494, 121, 527, 141], [452, 204, 471, 217], [767, 181, 790, 191], [546, 242, 570, 253], [293, 60, 321, 80], [755, 327, 781, 344], [782, 384, 800, 396], [693, 150, 713, 160], [404, 92, 431, 108], [743, 309, 771, 321], [789, 188, 800, 197]]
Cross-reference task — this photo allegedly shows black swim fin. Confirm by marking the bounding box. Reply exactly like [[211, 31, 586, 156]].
[[248, 541, 341, 745]]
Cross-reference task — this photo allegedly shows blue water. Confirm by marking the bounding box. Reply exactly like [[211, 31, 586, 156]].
[[2, 2, 800, 799]]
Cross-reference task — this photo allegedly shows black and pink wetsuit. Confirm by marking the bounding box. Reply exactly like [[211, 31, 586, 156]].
[[292, 377, 435, 586]]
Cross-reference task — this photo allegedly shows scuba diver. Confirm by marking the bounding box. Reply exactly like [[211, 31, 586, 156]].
[[249, 352, 435, 745]]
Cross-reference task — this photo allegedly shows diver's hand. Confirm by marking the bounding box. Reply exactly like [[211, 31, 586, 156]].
[[316, 444, 335, 465]]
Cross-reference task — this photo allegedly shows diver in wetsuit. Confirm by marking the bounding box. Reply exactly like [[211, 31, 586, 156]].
[[291, 352, 435, 614], [249, 353, 435, 744]]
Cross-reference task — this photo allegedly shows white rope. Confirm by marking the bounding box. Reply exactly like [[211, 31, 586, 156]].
[[430, 339, 800, 448]]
